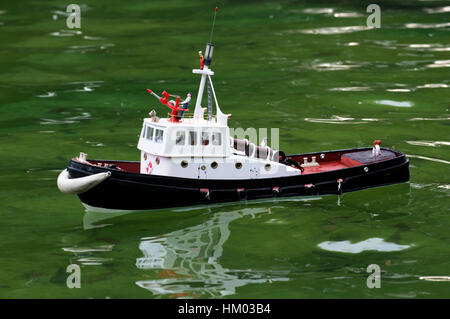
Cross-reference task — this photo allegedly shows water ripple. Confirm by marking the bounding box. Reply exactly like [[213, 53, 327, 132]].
[[318, 238, 413, 253], [423, 6, 450, 14], [408, 116, 449, 121], [404, 22, 450, 29], [416, 83, 449, 88], [419, 276, 450, 282], [62, 245, 114, 253], [299, 25, 372, 35], [426, 60, 450, 68], [304, 116, 378, 125], [406, 154, 450, 165], [36, 92, 56, 98], [305, 61, 362, 71], [407, 43, 450, 52], [65, 43, 114, 53], [50, 29, 82, 37], [333, 12, 363, 18], [375, 100, 413, 107], [40, 111, 91, 125], [406, 140, 450, 147], [302, 8, 363, 18], [329, 87, 371, 91], [302, 8, 334, 15]]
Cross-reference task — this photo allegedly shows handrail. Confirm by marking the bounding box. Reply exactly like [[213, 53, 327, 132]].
[[167, 112, 215, 120]]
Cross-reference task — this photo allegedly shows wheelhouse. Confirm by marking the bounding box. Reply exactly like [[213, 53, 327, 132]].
[[137, 118, 231, 158]]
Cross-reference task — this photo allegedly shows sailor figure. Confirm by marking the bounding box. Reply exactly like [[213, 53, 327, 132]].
[[372, 140, 382, 157], [199, 51, 204, 69], [177, 92, 191, 119]]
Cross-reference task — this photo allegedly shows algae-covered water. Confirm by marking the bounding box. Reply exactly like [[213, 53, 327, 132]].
[[0, 0, 449, 298]]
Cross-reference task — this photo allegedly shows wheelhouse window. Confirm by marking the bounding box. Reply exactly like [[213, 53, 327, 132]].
[[155, 129, 164, 143], [201, 132, 210, 146], [212, 132, 222, 146], [146, 126, 154, 140], [176, 131, 186, 145], [189, 131, 197, 145]]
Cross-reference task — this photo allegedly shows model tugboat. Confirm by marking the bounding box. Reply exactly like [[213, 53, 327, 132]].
[[57, 15, 409, 211]]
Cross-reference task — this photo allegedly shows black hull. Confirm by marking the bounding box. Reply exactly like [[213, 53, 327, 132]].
[[66, 147, 410, 210]]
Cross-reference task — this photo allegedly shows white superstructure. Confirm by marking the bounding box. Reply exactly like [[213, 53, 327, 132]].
[[137, 44, 301, 180]]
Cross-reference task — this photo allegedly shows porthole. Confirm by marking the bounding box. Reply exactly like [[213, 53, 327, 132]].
[[320, 153, 325, 159], [264, 163, 271, 171], [155, 157, 160, 165], [201, 165, 206, 171], [181, 160, 188, 168], [211, 161, 218, 169], [235, 162, 243, 169]]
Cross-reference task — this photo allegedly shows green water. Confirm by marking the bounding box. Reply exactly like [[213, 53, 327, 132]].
[[1, 0, 449, 298]]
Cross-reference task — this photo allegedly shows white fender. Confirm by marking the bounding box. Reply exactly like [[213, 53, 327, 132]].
[[57, 169, 111, 195]]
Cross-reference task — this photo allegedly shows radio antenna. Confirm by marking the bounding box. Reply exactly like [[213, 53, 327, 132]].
[[209, 7, 218, 43]]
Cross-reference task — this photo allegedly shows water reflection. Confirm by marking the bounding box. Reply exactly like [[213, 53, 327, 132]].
[[135, 207, 289, 298]]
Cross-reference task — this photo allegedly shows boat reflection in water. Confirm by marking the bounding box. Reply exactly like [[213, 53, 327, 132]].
[[135, 206, 290, 298]]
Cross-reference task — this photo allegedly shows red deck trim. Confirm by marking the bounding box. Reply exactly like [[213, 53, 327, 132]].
[[340, 156, 363, 167]]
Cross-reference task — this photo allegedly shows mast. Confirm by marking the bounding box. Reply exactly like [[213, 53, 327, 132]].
[[193, 43, 214, 121], [207, 77, 213, 121], [206, 7, 218, 122], [193, 8, 218, 122]]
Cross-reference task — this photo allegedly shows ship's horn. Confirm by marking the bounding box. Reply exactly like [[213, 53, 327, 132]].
[[57, 169, 111, 195]]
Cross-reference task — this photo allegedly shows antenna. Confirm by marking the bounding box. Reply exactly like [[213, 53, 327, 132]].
[[209, 7, 218, 43]]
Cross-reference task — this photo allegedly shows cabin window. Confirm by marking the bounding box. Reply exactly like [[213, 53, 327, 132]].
[[155, 129, 164, 143], [212, 132, 222, 146], [189, 131, 197, 145], [176, 131, 185, 145], [146, 126, 154, 140], [201, 132, 210, 146]]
